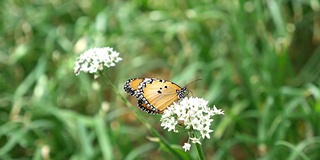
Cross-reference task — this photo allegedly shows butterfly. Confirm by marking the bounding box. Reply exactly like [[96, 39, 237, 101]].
[[124, 78, 188, 114]]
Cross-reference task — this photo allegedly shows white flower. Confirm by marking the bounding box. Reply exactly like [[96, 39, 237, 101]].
[[160, 97, 224, 152], [200, 126, 213, 139], [74, 47, 122, 76], [190, 137, 201, 144], [211, 105, 225, 115], [160, 117, 178, 132], [182, 143, 191, 151], [191, 117, 201, 129]]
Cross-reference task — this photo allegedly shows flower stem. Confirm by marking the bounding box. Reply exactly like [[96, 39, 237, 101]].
[[195, 142, 206, 160]]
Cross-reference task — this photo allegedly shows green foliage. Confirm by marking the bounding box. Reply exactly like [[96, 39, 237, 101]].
[[1, 0, 320, 159]]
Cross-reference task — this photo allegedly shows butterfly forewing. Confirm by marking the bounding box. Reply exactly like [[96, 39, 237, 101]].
[[124, 78, 144, 97], [142, 80, 181, 112], [128, 78, 143, 90]]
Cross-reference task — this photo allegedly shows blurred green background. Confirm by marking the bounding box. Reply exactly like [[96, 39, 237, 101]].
[[1, 0, 320, 159]]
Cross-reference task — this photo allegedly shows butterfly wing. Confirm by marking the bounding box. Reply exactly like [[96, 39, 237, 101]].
[[124, 78, 187, 114], [124, 78, 144, 98], [142, 80, 183, 112], [124, 78, 159, 113], [137, 99, 159, 114]]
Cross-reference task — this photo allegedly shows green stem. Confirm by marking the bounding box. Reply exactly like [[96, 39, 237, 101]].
[[190, 131, 206, 160], [101, 73, 184, 159], [195, 142, 206, 160]]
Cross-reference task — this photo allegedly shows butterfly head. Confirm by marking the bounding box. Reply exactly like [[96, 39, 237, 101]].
[[177, 87, 188, 99]]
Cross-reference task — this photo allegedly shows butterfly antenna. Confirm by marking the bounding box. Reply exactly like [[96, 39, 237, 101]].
[[185, 79, 201, 97], [189, 90, 194, 96], [185, 79, 202, 88]]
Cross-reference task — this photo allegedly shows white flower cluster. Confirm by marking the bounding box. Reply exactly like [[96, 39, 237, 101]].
[[160, 97, 224, 152], [74, 47, 122, 76]]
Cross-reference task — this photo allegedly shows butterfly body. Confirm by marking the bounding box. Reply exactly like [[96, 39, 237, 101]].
[[124, 78, 188, 114]]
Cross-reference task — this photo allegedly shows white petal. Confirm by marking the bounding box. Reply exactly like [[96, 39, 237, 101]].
[[182, 143, 191, 152]]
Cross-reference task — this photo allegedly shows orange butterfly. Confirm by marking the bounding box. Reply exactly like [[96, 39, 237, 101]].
[[124, 78, 188, 114]]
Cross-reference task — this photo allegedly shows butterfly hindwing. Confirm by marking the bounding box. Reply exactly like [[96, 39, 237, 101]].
[[138, 99, 159, 114]]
